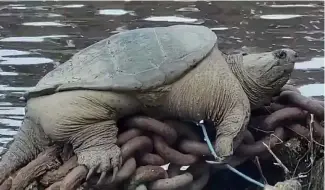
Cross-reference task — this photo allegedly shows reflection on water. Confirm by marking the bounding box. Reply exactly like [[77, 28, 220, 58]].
[[295, 57, 324, 70], [0, 35, 70, 42], [0, 137, 13, 144], [98, 9, 135, 15], [144, 16, 200, 23], [0, 1, 323, 154], [259, 14, 304, 19], [22, 21, 69, 27], [0, 107, 24, 115], [176, 7, 200, 12], [299, 83, 324, 97], [265, 4, 318, 8], [0, 118, 22, 127], [0, 49, 30, 56], [0, 57, 54, 65], [0, 85, 33, 92], [58, 4, 85, 8]]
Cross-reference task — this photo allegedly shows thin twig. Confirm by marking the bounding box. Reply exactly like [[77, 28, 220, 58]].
[[286, 127, 324, 148], [248, 126, 274, 134], [269, 133, 284, 145], [299, 167, 313, 176], [308, 114, 315, 167], [311, 139, 324, 147], [292, 147, 310, 178], [262, 142, 290, 177], [254, 156, 268, 184], [264, 107, 273, 115], [307, 114, 316, 190]]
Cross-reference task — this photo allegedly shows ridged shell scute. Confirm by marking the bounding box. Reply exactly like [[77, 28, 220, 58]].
[[24, 25, 217, 100]]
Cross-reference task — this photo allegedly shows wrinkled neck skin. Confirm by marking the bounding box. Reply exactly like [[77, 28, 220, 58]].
[[226, 58, 276, 110]]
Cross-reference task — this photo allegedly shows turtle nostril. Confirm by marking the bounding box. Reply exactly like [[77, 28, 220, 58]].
[[294, 52, 298, 58]]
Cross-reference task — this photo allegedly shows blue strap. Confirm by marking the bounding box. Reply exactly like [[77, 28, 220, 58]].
[[197, 120, 265, 188]]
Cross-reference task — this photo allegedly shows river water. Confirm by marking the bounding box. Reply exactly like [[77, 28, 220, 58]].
[[0, 1, 323, 155]]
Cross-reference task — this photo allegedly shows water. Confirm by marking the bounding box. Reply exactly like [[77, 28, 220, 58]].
[[0, 1, 323, 153]]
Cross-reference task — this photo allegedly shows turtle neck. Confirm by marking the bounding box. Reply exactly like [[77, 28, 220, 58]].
[[225, 54, 276, 109]]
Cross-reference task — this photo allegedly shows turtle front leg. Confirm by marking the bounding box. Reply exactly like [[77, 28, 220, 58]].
[[214, 103, 250, 161], [0, 116, 50, 184], [31, 90, 141, 184], [69, 120, 122, 184]]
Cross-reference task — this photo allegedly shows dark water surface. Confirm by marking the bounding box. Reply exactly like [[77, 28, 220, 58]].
[[0, 1, 324, 154]]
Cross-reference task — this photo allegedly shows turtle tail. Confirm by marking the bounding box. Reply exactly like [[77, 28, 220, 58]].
[[0, 116, 50, 184]]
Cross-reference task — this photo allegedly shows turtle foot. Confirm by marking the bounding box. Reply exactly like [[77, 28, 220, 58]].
[[77, 144, 122, 185], [214, 136, 234, 161]]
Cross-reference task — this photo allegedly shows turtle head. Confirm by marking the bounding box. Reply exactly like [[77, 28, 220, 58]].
[[242, 48, 297, 90], [225, 48, 297, 109]]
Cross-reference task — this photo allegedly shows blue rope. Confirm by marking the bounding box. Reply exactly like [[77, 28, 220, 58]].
[[197, 120, 265, 188]]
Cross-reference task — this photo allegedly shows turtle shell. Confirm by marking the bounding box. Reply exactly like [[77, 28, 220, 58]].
[[24, 25, 217, 100]]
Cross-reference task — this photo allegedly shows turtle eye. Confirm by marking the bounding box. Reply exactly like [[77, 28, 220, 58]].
[[278, 50, 287, 59]]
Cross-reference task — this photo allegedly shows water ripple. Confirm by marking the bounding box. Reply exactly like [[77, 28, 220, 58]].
[[304, 36, 324, 42], [176, 7, 200, 12], [0, 85, 33, 92], [0, 107, 25, 116], [11, 6, 27, 10], [22, 22, 69, 27], [0, 49, 30, 57], [0, 118, 22, 127], [0, 102, 12, 106], [7, 4, 25, 7], [299, 83, 325, 97], [265, 4, 318, 8], [98, 9, 135, 16], [144, 16, 199, 23], [295, 57, 324, 70], [0, 57, 53, 65], [259, 14, 304, 19], [59, 4, 85, 8], [0, 71, 18, 76], [0, 35, 70, 42], [0, 128, 18, 136], [0, 137, 14, 144], [211, 27, 229, 31]]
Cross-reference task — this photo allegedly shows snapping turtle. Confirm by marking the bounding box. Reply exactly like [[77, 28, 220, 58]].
[[0, 25, 297, 184]]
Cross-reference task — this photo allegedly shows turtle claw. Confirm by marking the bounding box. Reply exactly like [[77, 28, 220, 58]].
[[96, 172, 107, 185], [111, 166, 118, 182], [77, 144, 122, 184], [119, 156, 123, 168], [86, 166, 98, 181]]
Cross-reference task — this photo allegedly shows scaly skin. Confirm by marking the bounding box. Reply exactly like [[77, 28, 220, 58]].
[[28, 90, 141, 181], [164, 47, 250, 158], [0, 47, 296, 185], [224, 48, 297, 109], [0, 90, 142, 184], [0, 116, 51, 183]]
